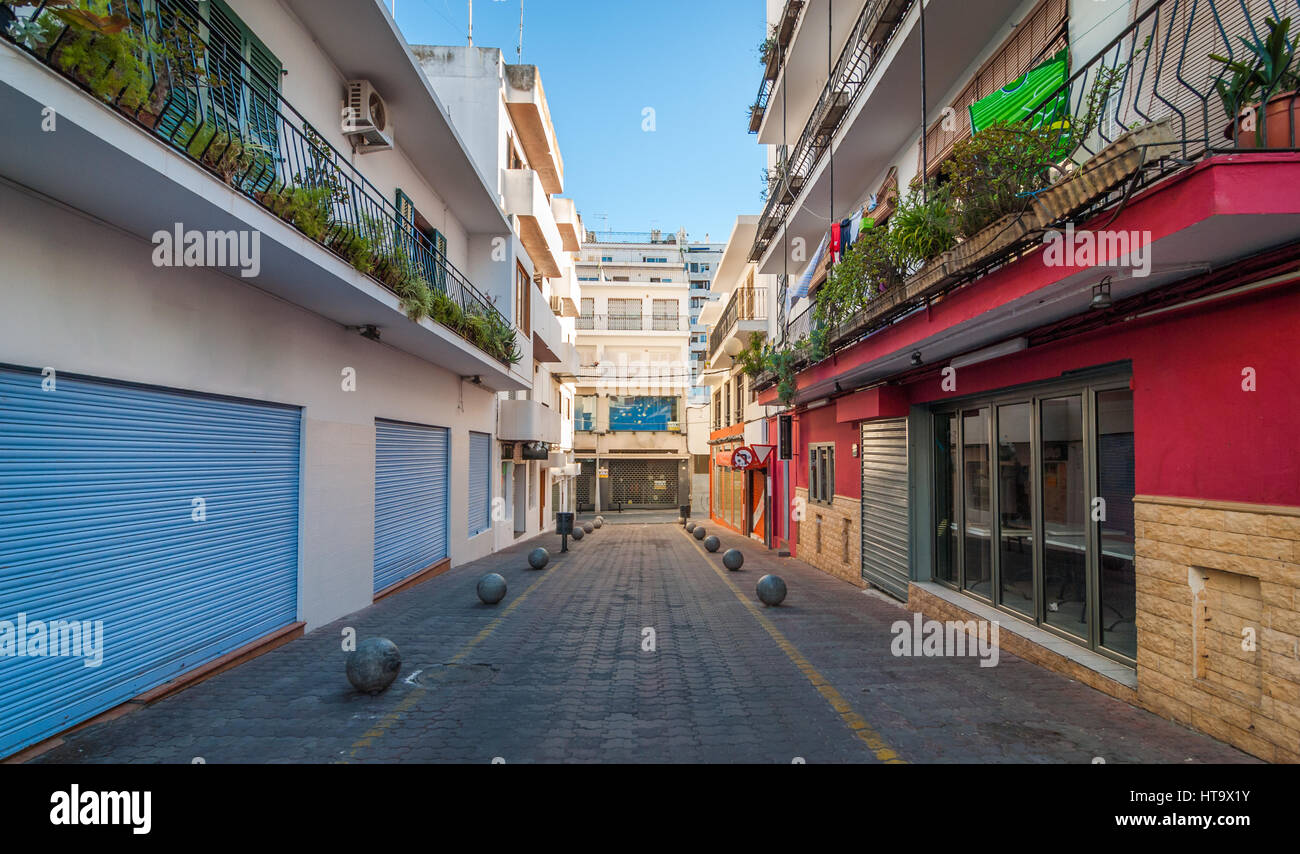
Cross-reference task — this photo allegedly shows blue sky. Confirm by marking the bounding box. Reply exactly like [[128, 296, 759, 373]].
[[392, 0, 766, 244]]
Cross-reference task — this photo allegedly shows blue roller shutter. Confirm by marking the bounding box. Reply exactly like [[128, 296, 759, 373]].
[[468, 432, 491, 536], [0, 366, 301, 759], [374, 420, 449, 594]]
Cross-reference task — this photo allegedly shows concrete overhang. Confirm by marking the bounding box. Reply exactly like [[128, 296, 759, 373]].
[[499, 398, 562, 444], [0, 47, 528, 393], [712, 216, 760, 300], [282, 0, 509, 234], [552, 197, 584, 252], [505, 64, 564, 194], [774, 156, 1300, 408], [503, 169, 563, 278]]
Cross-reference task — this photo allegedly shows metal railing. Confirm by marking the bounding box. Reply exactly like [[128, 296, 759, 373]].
[[750, 0, 808, 134], [707, 287, 769, 359], [750, 0, 915, 262], [1, 0, 512, 359], [575, 315, 683, 332]]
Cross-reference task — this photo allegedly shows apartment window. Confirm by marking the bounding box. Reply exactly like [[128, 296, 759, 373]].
[[575, 396, 597, 432], [608, 298, 642, 331], [733, 376, 744, 424], [515, 262, 531, 334], [931, 375, 1136, 662], [644, 257, 668, 264], [712, 390, 721, 430], [507, 135, 525, 170], [395, 189, 448, 292], [652, 299, 679, 331], [576, 297, 595, 330], [601, 256, 614, 263], [722, 381, 731, 426], [193, 0, 282, 158], [808, 443, 836, 505]]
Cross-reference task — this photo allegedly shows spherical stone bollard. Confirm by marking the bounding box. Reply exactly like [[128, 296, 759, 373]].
[[686, 521, 697, 533], [693, 526, 707, 541], [704, 535, 721, 553], [596, 516, 605, 526], [677, 517, 685, 525], [756, 574, 787, 607], [583, 522, 594, 534], [723, 549, 745, 571], [528, 548, 550, 570], [572, 526, 585, 541], [593, 518, 603, 530], [477, 573, 508, 605], [346, 638, 402, 695]]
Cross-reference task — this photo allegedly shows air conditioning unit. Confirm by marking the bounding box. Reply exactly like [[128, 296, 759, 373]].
[[342, 79, 393, 152]]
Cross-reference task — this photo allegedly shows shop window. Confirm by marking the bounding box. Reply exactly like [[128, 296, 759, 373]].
[[930, 377, 1136, 662]]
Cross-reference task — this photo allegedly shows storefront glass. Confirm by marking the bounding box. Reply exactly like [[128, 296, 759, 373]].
[[998, 403, 1035, 617], [962, 409, 992, 599]]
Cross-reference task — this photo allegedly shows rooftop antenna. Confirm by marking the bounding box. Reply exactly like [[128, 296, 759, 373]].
[[517, 0, 524, 63], [468, 0, 472, 46]]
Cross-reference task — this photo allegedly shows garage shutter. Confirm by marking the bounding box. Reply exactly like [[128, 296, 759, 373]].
[[861, 418, 910, 600], [0, 367, 300, 758], [467, 431, 491, 536], [374, 420, 449, 594]]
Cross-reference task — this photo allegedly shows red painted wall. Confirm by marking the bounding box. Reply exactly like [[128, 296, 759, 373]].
[[794, 403, 864, 499], [904, 282, 1300, 507]]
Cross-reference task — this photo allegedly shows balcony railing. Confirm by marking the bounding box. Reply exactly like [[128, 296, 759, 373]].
[[576, 314, 683, 332], [750, 0, 915, 262], [749, 0, 807, 134], [1, 0, 515, 363], [707, 287, 768, 359]]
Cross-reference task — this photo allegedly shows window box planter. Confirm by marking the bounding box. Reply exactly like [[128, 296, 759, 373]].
[[947, 209, 1043, 275], [1224, 90, 1300, 148]]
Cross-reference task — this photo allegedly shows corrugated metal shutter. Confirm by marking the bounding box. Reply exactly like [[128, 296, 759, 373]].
[[861, 418, 910, 600], [0, 367, 300, 758], [467, 431, 491, 536], [374, 420, 449, 594]]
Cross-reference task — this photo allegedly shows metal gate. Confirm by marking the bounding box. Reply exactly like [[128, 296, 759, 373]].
[[374, 420, 449, 594], [861, 418, 910, 600], [0, 367, 301, 758], [576, 459, 595, 512], [608, 459, 679, 508]]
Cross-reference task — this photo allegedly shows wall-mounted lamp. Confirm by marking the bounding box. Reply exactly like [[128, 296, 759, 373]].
[[910, 351, 923, 367], [1090, 276, 1114, 311]]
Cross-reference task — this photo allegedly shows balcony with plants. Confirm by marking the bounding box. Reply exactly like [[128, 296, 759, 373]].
[[0, 0, 520, 367], [754, 3, 1300, 407]]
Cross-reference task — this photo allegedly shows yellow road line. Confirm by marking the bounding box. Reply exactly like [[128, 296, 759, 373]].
[[345, 567, 556, 760], [682, 530, 907, 764]]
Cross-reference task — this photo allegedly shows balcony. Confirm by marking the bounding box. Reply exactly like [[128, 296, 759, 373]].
[[530, 284, 568, 364], [551, 197, 584, 252], [707, 288, 768, 366], [0, 0, 523, 381], [504, 63, 564, 194], [499, 398, 562, 445], [502, 168, 562, 277], [575, 315, 684, 333]]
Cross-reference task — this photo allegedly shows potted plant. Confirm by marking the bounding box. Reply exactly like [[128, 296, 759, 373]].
[[889, 185, 957, 289], [1212, 17, 1300, 148]]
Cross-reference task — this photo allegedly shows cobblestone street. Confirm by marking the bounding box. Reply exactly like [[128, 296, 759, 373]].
[[34, 523, 1255, 764]]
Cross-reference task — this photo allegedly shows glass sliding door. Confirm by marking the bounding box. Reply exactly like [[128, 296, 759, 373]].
[[1096, 389, 1137, 659], [962, 410, 992, 599], [934, 412, 959, 585], [1040, 396, 1088, 638], [997, 403, 1034, 617]]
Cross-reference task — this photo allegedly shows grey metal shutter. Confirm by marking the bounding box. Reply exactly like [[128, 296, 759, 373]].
[[861, 418, 910, 600], [374, 420, 449, 594], [468, 431, 491, 536], [0, 366, 301, 758]]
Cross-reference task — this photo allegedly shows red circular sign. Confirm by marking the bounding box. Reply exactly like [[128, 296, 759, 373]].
[[731, 446, 757, 470]]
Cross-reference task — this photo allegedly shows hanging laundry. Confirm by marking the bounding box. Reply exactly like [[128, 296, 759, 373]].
[[787, 231, 829, 312]]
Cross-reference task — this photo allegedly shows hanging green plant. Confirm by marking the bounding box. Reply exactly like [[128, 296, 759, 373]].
[[942, 122, 1058, 239], [813, 221, 902, 327], [735, 330, 768, 378]]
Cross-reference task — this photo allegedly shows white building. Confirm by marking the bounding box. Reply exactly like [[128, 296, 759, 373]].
[[415, 45, 585, 549], [572, 235, 696, 513], [0, 0, 562, 758]]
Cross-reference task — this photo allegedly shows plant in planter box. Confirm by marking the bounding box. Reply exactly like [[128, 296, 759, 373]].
[[260, 183, 333, 242], [184, 121, 273, 186], [326, 221, 376, 275], [942, 122, 1056, 239], [813, 221, 902, 328], [1211, 17, 1299, 148], [735, 331, 768, 378], [889, 184, 956, 272], [393, 271, 434, 322]]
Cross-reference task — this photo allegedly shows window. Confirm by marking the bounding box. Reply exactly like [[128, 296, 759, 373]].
[[930, 375, 1136, 662], [608, 298, 642, 331], [577, 297, 594, 330], [508, 136, 524, 170], [644, 257, 668, 264], [601, 256, 614, 263], [575, 396, 597, 432], [652, 299, 678, 331], [515, 262, 531, 334], [808, 443, 835, 504]]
